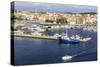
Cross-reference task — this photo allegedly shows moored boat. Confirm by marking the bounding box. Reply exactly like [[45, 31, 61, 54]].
[[58, 37, 91, 44], [58, 37, 80, 44]]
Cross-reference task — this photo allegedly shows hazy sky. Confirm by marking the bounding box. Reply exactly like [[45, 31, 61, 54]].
[[13, 1, 97, 13]]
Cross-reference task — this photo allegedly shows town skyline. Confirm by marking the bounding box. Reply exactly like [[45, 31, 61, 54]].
[[12, 1, 97, 13]]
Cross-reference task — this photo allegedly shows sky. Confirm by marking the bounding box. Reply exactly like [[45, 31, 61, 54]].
[[12, 1, 97, 13]]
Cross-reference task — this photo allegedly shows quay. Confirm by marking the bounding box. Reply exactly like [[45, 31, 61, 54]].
[[12, 33, 58, 40]]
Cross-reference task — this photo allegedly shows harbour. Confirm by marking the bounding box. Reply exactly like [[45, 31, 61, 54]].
[[13, 28, 97, 65], [11, 19, 97, 65], [11, 1, 97, 65]]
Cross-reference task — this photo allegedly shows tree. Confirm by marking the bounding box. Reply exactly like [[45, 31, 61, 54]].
[[56, 18, 68, 24], [45, 19, 55, 23]]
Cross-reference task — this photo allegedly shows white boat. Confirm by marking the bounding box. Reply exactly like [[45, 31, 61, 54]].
[[34, 27, 45, 32], [32, 24, 46, 32], [80, 37, 91, 42], [59, 36, 91, 44]]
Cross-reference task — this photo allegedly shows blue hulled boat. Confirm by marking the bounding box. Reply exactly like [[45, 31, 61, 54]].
[[58, 36, 91, 44], [54, 33, 91, 44], [58, 37, 80, 44]]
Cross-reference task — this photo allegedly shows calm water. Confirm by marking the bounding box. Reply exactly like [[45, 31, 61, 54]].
[[13, 28, 97, 65]]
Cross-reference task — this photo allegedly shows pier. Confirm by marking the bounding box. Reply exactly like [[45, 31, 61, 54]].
[[12, 33, 58, 40]]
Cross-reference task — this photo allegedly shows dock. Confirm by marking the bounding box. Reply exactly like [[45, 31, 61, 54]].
[[12, 33, 58, 40]]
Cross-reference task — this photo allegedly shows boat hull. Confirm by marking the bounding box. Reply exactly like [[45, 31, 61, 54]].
[[58, 37, 80, 44]]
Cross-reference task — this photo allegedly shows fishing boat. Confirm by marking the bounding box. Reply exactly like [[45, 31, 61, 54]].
[[57, 34, 91, 44]]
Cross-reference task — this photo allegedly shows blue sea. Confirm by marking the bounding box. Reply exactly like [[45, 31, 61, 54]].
[[13, 28, 97, 65]]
